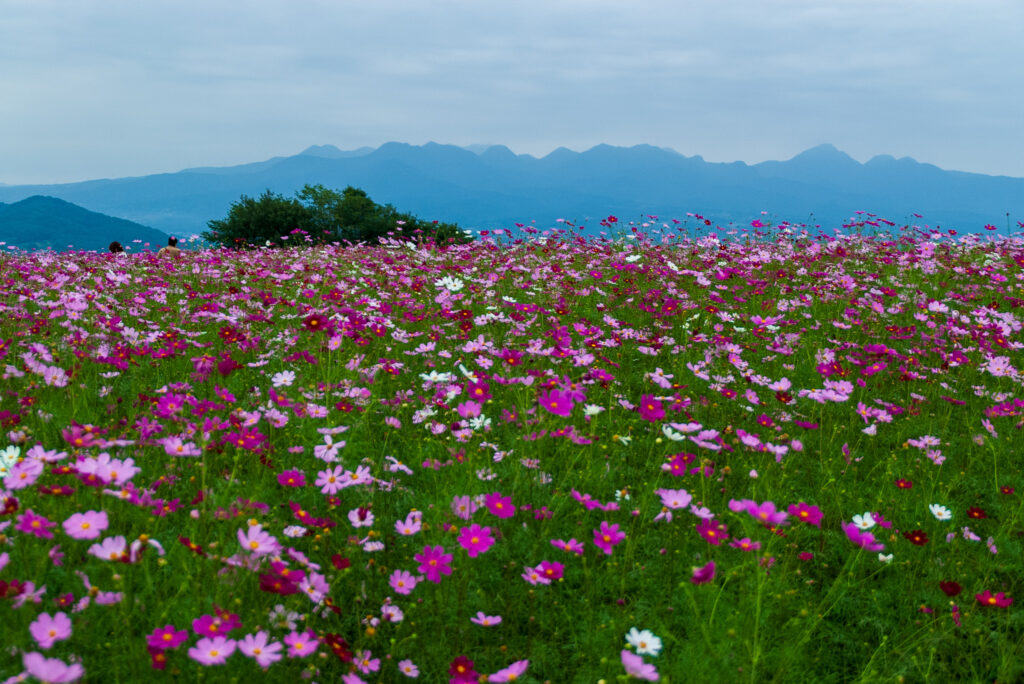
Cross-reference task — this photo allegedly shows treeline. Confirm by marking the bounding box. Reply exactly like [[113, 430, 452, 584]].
[[201, 184, 469, 249]]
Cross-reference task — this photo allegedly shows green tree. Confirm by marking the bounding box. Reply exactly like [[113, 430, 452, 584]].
[[202, 190, 314, 248], [204, 185, 471, 249]]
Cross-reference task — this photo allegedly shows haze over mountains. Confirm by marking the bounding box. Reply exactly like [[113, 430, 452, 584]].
[[1, 142, 1022, 242]]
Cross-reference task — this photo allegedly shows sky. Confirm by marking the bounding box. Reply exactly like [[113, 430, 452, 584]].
[[2, 0, 1023, 185]]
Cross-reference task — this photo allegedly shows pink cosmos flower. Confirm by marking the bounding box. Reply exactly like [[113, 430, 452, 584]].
[[238, 630, 283, 668], [88, 535, 128, 562], [188, 636, 236, 665], [734, 499, 789, 526], [23, 652, 85, 683], [842, 522, 885, 552], [147, 624, 189, 651], [457, 523, 495, 558], [414, 545, 453, 583], [691, 560, 716, 585], [621, 649, 660, 680], [451, 494, 478, 521], [398, 658, 420, 677], [489, 660, 529, 682], [6, 458, 44, 489], [483, 492, 516, 519], [315, 466, 345, 495], [729, 537, 761, 552], [389, 569, 421, 595], [29, 611, 72, 650], [395, 511, 423, 536], [237, 524, 281, 556], [551, 538, 585, 555], [593, 521, 626, 555], [521, 564, 552, 585], [16, 509, 57, 539], [62, 511, 109, 540], [354, 649, 381, 674], [470, 611, 502, 626], [284, 629, 319, 658], [456, 400, 482, 418], [787, 502, 823, 527], [348, 507, 374, 528]]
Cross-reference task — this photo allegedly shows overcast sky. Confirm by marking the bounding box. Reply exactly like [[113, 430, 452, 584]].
[[2, 0, 1022, 185]]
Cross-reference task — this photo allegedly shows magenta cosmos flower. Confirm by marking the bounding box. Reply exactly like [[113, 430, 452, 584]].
[[538, 388, 575, 417], [637, 394, 665, 422], [29, 611, 72, 649], [976, 590, 1013, 608], [691, 560, 716, 585], [16, 509, 58, 539], [147, 624, 189, 651], [62, 510, 109, 540], [457, 523, 495, 558], [842, 522, 885, 552], [787, 502, 823, 527], [414, 545, 453, 583], [483, 492, 516, 519], [593, 521, 626, 555]]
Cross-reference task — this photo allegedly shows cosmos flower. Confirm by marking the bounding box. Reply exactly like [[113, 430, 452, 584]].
[[625, 627, 663, 656]]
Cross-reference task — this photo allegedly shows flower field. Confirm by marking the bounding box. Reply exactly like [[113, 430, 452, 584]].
[[0, 218, 1022, 683]]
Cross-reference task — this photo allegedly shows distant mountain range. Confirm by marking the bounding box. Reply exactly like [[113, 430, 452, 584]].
[[0, 196, 172, 252], [1, 142, 1022, 239]]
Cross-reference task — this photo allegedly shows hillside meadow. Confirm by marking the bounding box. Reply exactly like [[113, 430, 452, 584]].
[[0, 217, 1022, 683]]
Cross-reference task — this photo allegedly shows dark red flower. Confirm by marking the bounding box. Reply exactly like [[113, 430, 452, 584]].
[[966, 506, 987, 519], [323, 633, 352, 662], [903, 530, 929, 546], [939, 581, 962, 597], [894, 478, 913, 489], [449, 655, 478, 682]]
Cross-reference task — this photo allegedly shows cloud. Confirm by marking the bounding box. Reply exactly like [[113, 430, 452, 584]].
[[1, 0, 1022, 183]]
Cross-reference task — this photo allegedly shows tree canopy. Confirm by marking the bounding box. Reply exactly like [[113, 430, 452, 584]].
[[202, 185, 468, 248]]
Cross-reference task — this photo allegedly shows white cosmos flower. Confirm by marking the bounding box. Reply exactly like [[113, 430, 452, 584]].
[[0, 445, 20, 480], [851, 512, 876, 531], [878, 553, 893, 564], [271, 370, 295, 388], [661, 424, 686, 442], [625, 627, 662, 657], [582, 404, 605, 417], [929, 504, 953, 521]]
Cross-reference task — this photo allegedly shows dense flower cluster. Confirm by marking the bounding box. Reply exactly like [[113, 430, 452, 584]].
[[0, 217, 1021, 680]]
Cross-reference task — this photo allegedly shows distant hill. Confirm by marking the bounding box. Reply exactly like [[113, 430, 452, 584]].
[[0, 143, 1022, 236], [0, 196, 171, 252]]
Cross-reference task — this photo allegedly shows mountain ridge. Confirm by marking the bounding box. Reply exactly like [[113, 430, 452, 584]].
[[0, 195, 175, 251], [0, 143, 1021, 237]]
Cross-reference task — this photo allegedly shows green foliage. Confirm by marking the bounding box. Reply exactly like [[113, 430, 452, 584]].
[[203, 184, 469, 248], [202, 190, 314, 249]]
